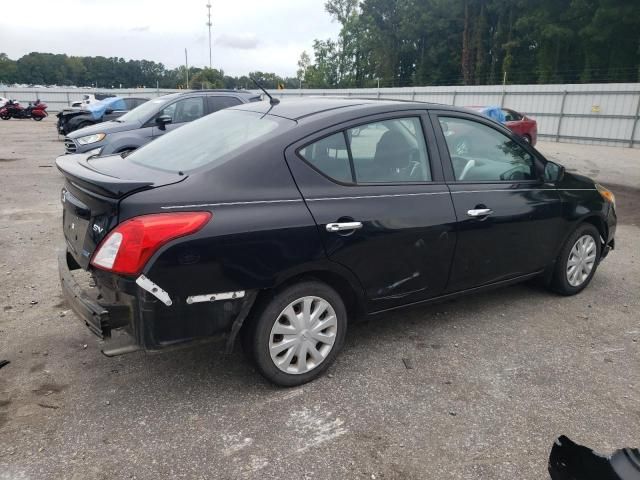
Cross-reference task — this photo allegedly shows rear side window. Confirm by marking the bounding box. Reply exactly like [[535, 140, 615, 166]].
[[207, 96, 242, 113], [298, 116, 432, 184], [299, 133, 352, 183], [502, 109, 522, 122], [347, 118, 431, 183]]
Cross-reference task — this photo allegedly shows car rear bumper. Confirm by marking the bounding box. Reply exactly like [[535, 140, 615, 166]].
[[58, 247, 252, 355], [58, 250, 131, 339]]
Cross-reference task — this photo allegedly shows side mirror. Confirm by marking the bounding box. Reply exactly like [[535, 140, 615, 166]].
[[544, 161, 565, 183], [156, 115, 172, 130]]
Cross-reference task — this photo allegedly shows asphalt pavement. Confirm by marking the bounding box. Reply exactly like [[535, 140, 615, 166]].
[[0, 118, 638, 479]]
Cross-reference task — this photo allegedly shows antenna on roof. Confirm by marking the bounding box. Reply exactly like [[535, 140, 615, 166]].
[[250, 77, 280, 106]]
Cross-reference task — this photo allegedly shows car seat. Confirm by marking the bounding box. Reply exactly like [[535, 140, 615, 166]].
[[371, 130, 413, 181]]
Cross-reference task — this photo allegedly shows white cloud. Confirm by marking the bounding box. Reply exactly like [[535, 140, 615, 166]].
[[0, 0, 341, 76], [216, 33, 259, 50]]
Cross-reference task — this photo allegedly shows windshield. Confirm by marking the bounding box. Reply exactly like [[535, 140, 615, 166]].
[[117, 96, 174, 123], [128, 109, 292, 173]]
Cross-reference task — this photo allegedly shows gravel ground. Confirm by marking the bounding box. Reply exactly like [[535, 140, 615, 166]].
[[0, 117, 638, 480]]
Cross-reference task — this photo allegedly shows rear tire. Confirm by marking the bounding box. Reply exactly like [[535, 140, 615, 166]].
[[550, 223, 601, 295], [522, 134, 531, 143], [0, 114, 10, 120], [32, 116, 43, 121], [243, 281, 347, 387]]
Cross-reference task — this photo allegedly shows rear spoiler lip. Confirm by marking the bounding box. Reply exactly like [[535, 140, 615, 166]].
[[56, 153, 165, 198]]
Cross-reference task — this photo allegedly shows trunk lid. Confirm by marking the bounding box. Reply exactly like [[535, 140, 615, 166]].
[[56, 153, 186, 269]]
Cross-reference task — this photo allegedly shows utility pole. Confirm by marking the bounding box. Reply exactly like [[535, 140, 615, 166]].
[[206, 2, 213, 70], [185, 48, 189, 89]]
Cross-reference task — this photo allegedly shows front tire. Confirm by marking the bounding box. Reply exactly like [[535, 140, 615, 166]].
[[33, 116, 43, 121], [522, 134, 532, 143], [244, 281, 347, 386], [551, 223, 601, 295]]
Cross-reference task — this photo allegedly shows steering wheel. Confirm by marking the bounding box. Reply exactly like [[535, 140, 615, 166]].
[[500, 166, 527, 181], [451, 156, 475, 181]]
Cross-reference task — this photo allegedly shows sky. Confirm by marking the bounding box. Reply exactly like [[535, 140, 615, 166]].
[[0, 0, 341, 77]]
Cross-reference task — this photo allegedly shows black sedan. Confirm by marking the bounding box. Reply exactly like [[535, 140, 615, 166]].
[[56, 99, 617, 386]]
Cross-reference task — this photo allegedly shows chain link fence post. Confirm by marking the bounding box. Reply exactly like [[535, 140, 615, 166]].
[[630, 93, 640, 148]]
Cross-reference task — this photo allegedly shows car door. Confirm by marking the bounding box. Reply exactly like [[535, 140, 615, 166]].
[[430, 110, 563, 292], [150, 96, 206, 138], [285, 112, 457, 312]]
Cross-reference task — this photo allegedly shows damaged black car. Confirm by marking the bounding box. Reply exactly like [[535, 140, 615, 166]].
[[56, 96, 149, 135], [57, 98, 616, 386]]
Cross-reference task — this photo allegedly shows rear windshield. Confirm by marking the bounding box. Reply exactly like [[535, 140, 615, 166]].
[[128, 109, 290, 173]]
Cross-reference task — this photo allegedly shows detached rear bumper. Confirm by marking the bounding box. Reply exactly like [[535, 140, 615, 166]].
[[58, 248, 254, 355], [58, 250, 130, 339]]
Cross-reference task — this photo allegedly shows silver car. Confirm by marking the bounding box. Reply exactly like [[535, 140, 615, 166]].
[[63, 90, 261, 156]]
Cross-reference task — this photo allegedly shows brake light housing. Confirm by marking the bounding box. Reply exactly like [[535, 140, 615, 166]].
[[91, 212, 212, 276]]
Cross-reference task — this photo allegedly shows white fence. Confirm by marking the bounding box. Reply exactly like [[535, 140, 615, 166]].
[[267, 83, 640, 149], [4, 83, 640, 148]]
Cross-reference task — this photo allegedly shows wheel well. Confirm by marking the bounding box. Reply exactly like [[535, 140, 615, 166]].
[[582, 215, 607, 243], [252, 270, 363, 322]]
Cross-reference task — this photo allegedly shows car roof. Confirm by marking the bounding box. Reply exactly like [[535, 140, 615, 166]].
[[231, 97, 460, 121], [158, 90, 258, 100]]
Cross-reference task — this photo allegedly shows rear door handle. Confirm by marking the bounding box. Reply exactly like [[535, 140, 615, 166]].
[[467, 208, 493, 217], [326, 222, 363, 232]]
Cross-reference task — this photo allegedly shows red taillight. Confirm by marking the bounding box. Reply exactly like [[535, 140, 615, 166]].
[[91, 212, 212, 275]]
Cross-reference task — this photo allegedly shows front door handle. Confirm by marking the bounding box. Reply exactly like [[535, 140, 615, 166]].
[[326, 221, 363, 232], [467, 208, 493, 217]]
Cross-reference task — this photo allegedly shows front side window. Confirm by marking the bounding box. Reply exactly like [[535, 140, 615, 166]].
[[298, 116, 432, 184], [439, 117, 536, 182], [160, 97, 205, 124], [347, 118, 431, 183], [118, 95, 176, 123]]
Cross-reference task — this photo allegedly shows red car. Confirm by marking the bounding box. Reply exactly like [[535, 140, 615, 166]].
[[468, 106, 538, 146]]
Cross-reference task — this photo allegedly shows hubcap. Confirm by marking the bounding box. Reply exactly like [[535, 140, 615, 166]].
[[269, 296, 337, 375], [566, 235, 597, 287]]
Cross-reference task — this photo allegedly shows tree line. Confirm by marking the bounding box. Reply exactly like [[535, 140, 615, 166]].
[[297, 0, 640, 88], [0, 52, 299, 90]]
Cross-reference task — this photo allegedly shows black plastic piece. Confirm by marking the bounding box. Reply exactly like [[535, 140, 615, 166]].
[[58, 250, 130, 338], [549, 435, 640, 480]]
